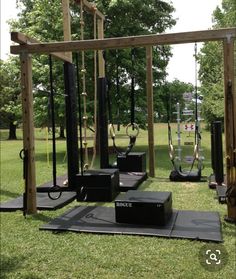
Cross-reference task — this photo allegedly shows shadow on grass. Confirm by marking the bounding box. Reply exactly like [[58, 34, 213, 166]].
[[31, 213, 53, 223], [0, 189, 20, 199], [0, 254, 27, 279]]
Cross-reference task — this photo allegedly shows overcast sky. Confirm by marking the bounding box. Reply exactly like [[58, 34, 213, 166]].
[[0, 0, 222, 84]]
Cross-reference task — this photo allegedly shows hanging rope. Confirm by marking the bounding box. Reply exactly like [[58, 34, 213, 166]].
[[80, 0, 89, 170]]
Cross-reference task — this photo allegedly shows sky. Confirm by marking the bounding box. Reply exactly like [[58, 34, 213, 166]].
[[0, 0, 222, 84]]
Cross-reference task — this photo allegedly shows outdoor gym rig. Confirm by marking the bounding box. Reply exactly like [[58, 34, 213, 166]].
[[10, 11, 236, 223]]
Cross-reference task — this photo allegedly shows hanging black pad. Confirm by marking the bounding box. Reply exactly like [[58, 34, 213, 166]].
[[0, 192, 76, 212], [40, 206, 222, 242], [169, 169, 201, 182]]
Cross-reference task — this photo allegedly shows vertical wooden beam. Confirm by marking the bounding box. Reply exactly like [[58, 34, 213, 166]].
[[223, 37, 236, 222], [62, 0, 72, 63], [20, 53, 37, 214], [146, 46, 155, 177], [97, 19, 105, 78]]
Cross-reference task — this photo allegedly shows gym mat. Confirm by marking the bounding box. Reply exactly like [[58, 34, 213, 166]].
[[119, 172, 148, 191], [0, 192, 77, 212], [40, 206, 222, 242]]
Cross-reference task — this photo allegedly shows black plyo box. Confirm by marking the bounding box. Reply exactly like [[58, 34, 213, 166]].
[[117, 152, 146, 172], [115, 191, 172, 226], [76, 169, 120, 202]]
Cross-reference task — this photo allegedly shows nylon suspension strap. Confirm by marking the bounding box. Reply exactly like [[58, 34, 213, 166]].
[[108, 48, 139, 156], [193, 42, 203, 173], [47, 55, 62, 200]]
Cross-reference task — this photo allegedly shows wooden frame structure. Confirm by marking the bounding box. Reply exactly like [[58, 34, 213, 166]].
[[11, 23, 236, 221]]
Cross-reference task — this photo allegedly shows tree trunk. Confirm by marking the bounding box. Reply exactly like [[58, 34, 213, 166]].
[[8, 121, 17, 140], [59, 125, 66, 139]]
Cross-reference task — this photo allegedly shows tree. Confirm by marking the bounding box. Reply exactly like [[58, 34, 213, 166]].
[[95, 1, 176, 127], [156, 79, 194, 122], [9, 0, 176, 131], [11, 0, 66, 136], [0, 58, 22, 139], [198, 0, 236, 127]]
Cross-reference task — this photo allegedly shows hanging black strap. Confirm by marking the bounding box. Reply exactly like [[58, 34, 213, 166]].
[[19, 148, 28, 217], [106, 79, 113, 124], [48, 55, 62, 200]]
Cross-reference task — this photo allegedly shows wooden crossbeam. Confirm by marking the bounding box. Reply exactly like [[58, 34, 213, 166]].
[[11, 28, 236, 55], [62, 0, 72, 62], [11, 32, 72, 62], [75, 0, 105, 20]]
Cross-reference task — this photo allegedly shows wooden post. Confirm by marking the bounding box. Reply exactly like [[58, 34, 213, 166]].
[[62, 0, 72, 62], [20, 52, 37, 214], [223, 37, 236, 222], [146, 46, 155, 177], [97, 19, 105, 78]]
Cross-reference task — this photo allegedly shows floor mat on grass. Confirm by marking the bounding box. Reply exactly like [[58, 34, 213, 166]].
[[0, 192, 77, 211], [40, 206, 222, 242]]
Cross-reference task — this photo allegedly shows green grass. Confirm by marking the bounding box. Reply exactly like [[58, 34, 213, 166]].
[[0, 124, 235, 279]]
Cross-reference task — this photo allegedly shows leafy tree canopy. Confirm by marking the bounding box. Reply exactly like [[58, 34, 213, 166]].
[[198, 0, 236, 127]]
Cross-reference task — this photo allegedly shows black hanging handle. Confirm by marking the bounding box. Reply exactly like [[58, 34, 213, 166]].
[[19, 148, 28, 217]]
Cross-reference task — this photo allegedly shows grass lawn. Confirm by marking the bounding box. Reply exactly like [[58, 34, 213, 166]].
[[0, 124, 235, 279]]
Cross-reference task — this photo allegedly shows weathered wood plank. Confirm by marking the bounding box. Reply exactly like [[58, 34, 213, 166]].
[[62, 0, 72, 62], [20, 53, 37, 214], [75, 0, 105, 20], [223, 38, 236, 222], [11, 28, 236, 55], [11, 32, 72, 62], [97, 19, 105, 78]]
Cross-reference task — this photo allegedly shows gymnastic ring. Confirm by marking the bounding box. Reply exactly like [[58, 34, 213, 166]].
[[48, 185, 62, 200], [126, 123, 139, 138], [193, 144, 199, 160], [169, 144, 174, 161], [109, 123, 116, 139]]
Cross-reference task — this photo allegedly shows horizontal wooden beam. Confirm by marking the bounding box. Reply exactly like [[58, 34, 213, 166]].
[[11, 32, 72, 62], [11, 28, 236, 55], [75, 0, 105, 20]]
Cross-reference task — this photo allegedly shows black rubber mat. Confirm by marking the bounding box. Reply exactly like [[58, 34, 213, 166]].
[[171, 210, 222, 242], [40, 206, 222, 242], [0, 192, 77, 212], [119, 172, 148, 191]]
